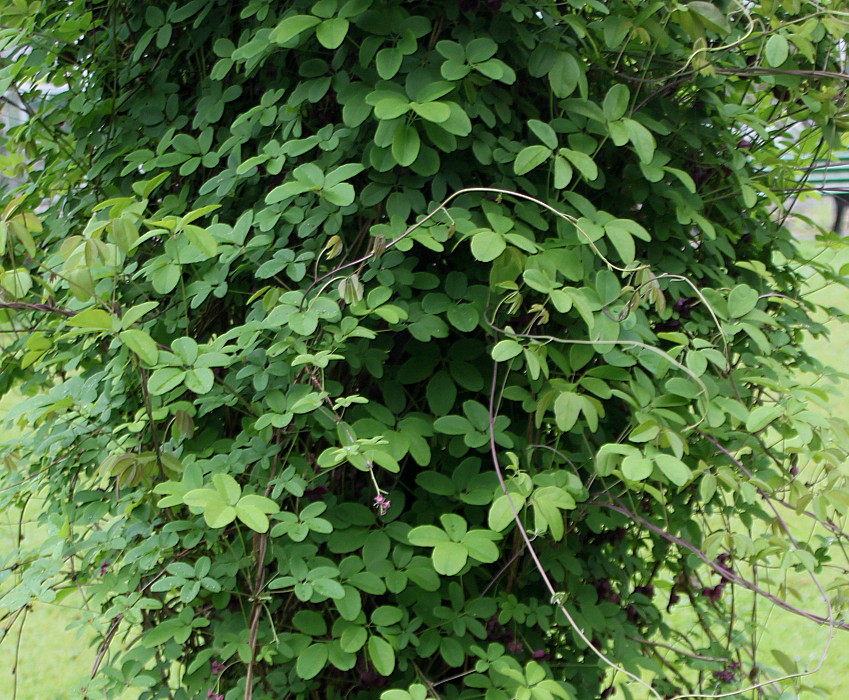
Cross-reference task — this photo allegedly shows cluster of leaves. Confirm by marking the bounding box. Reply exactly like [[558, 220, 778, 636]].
[[2, 1, 849, 699]]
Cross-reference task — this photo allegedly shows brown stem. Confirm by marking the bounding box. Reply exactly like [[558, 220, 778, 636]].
[[244, 531, 269, 700], [0, 300, 75, 317]]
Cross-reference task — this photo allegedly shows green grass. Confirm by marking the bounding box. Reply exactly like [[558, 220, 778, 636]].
[[0, 387, 101, 699], [0, 503, 98, 699]]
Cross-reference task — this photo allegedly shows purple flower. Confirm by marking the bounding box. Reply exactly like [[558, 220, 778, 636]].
[[702, 584, 724, 601], [211, 660, 225, 675], [373, 493, 391, 516], [99, 561, 109, 576], [207, 691, 223, 700], [712, 669, 735, 683], [506, 639, 523, 655], [531, 649, 549, 660]]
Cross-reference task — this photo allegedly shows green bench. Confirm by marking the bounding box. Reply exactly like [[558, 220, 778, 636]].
[[799, 150, 849, 233]]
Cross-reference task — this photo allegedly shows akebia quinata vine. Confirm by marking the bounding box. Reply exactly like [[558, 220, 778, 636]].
[[1, 2, 849, 699]]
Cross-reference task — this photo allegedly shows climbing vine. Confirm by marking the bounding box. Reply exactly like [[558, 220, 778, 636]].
[[2, 1, 849, 699]]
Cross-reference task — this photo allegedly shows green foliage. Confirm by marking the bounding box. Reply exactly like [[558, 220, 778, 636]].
[[2, 1, 849, 699]]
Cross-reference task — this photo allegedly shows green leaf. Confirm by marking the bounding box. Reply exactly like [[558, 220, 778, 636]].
[[270, 14, 321, 44], [560, 148, 598, 180], [548, 51, 580, 98], [324, 162, 364, 188], [764, 33, 789, 67], [172, 336, 199, 365], [489, 494, 524, 531], [266, 181, 312, 204], [236, 495, 279, 533], [432, 541, 468, 575], [323, 182, 356, 207], [604, 221, 635, 264], [653, 453, 692, 486], [316, 17, 349, 49], [312, 578, 345, 599], [462, 531, 500, 562], [182, 487, 219, 509], [687, 1, 732, 34], [376, 47, 403, 79], [408, 525, 450, 546], [465, 36, 497, 63], [602, 83, 630, 121], [182, 225, 217, 257], [554, 391, 581, 431], [202, 500, 237, 528], [440, 102, 472, 136], [184, 368, 215, 394], [68, 308, 113, 331], [296, 643, 329, 680], [491, 339, 523, 362], [624, 119, 655, 163], [470, 229, 506, 262], [528, 119, 558, 149], [120, 329, 159, 366], [426, 371, 456, 416], [148, 367, 187, 395], [372, 605, 403, 626], [514, 145, 552, 175], [152, 263, 181, 294], [621, 455, 653, 481], [728, 284, 758, 317], [409, 101, 451, 123], [700, 472, 717, 502], [441, 59, 470, 80], [235, 504, 270, 533], [340, 626, 368, 653], [213, 473, 241, 505], [367, 635, 395, 676], [293, 162, 324, 187], [553, 155, 573, 189], [0, 268, 32, 298], [746, 405, 782, 433], [121, 301, 158, 329], [629, 420, 660, 443], [392, 124, 420, 167]]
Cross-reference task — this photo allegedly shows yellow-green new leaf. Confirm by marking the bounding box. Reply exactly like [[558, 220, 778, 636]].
[[68, 308, 113, 331]]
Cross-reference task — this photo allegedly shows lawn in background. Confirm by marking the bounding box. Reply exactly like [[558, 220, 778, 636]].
[[0, 388, 100, 700]]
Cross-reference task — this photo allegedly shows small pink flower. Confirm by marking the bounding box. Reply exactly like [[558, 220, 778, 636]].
[[207, 691, 223, 700], [211, 660, 225, 675], [373, 493, 390, 516], [99, 561, 109, 576]]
